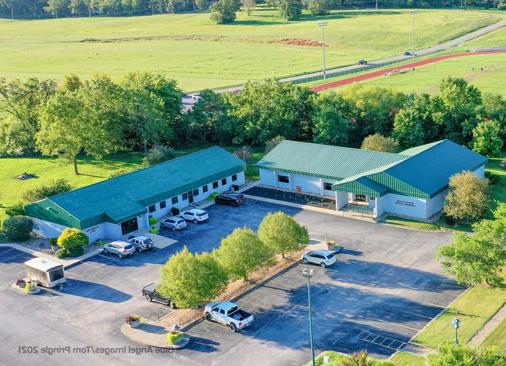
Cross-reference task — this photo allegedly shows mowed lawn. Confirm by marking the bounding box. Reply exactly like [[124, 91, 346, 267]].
[[0, 7, 503, 90]]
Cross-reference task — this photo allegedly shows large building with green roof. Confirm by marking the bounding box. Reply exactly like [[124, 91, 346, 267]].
[[257, 139, 486, 220], [26, 146, 245, 241]]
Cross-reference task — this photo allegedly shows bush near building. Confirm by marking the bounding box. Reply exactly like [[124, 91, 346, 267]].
[[23, 179, 72, 203], [56, 228, 88, 258], [428, 342, 506, 366], [1, 216, 33, 242]]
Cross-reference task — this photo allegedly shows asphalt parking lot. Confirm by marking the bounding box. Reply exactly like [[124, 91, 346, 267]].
[[0, 199, 464, 366]]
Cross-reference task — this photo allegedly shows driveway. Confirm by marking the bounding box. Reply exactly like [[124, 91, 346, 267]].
[[0, 199, 462, 366]]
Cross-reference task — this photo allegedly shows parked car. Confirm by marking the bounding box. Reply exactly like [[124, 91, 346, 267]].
[[161, 216, 187, 231], [129, 235, 154, 252], [301, 249, 336, 268], [103, 241, 136, 258], [181, 209, 209, 223], [215, 193, 245, 206], [204, 301, 254, 332], [358, 59, 368, 65], [142, 282, 175, 308]]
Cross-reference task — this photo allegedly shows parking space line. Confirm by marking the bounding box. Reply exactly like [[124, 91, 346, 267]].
[[353, 330, 406, 351]]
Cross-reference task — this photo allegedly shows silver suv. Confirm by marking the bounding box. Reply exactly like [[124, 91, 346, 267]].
[[103, 241, 136, 258], [129, 236, 154, 252], [161, 217, 187, 231]]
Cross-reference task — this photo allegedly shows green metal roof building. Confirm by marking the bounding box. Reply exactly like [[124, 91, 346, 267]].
[[257, 140, 486, 220], [26, 146, 245, 241]]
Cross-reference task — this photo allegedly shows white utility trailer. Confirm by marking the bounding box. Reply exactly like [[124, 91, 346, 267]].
[[24, 258, 66, 288]]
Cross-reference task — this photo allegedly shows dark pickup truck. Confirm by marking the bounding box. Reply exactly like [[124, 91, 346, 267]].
[[142, 283, 175, 308]]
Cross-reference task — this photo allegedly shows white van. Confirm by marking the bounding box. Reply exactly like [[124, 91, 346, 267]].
[[25, 258, 66, 288]]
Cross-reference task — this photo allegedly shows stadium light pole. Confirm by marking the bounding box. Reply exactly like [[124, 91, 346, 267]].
[[411, 10, 416, 58], [303, 268, 315, 366], [318, 21, 328, 80]]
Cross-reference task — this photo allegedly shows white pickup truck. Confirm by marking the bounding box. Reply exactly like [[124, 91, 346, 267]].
[[204, 301, 254, 332]]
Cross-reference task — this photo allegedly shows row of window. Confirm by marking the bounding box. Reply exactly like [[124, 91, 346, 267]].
[[147, 174, 239, 213], [277, 175, 333, 191]]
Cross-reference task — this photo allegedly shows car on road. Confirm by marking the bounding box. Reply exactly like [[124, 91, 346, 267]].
[[181, 209, 209, 223], [142, 283, 175, 308], [129, 235, 154, 252], [301, 249, 336, 268], [204, 301, 254, 332], [103, 241, 136, 258], [358, 59, 368, 65], [215, 193, 245, 206], [160, 216, 187, 231]]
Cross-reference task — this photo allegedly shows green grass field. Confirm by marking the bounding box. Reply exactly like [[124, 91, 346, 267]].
[[389, 352, 426, 366], [480, 317, 506, 353], [0, 7, 503, 91]]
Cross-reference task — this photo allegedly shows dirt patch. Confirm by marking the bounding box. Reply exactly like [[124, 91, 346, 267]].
[[275, 38, 325, 48], [158, 250, 304, 330]]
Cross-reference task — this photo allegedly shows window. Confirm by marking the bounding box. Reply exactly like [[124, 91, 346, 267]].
[[182, 193, 188, 201], [323, 182, 333, 191], [159, 200, 166, 209], [203, 185, 208, 193], [356, 194, 367, 202], [277, 175, 289, 183], [148, 204, 156, 213], [193, 188, 199, 196], [171, 196, 178, 205], [232, 174, 237, 182], [212, 181, 218, 189], [221, 178, 227, 186]]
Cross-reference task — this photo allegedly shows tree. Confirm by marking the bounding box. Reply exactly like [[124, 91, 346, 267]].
[[36, 78, 124, 175], [392, 108, 425, 148], [432, 78, 483, 145], [482, 92, 506, 142], [215, 228, 271, 281], [159, 247, 228, 308], [23, 179, 72, 202], [277, 0, 301, 20], [443, 171, 489, 223], [307, 0, 328, 15], [428, 342, 506, 366], [56, 228, 88, 257], [257, 211, 309, 258], [312, 93, 351, 146], [1, 216, 33, 242], [471, 120, 503, 158], [210, 0, 240, 24], [438, 214, 506, 287], [361, 133, 399, 152], [224, 79, 314, 145], [265, 135, 285, 153], [143, 145, 175, 166], [0, 78, 57, 155], [241, 0, 255, 15], [44, 0, 70, 17], [195, 0, 208, 9]]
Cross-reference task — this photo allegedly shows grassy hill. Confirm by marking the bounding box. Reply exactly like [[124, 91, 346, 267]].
[[0, 7, 503, 91]]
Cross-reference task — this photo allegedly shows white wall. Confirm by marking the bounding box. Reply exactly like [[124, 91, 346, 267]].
[[32, 218, 68, 239], [259, 168, 276, 187], [335, 192, 348, 209], [380, 193, 428, 219], [426, 189, 448, 218], [260, 169, 338, 197]]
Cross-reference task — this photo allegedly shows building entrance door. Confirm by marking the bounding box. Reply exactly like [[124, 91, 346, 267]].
[[121, 218, 138, 236], [187, 190, 194, 204]]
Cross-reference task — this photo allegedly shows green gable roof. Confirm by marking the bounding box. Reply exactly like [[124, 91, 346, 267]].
[[257, 140, 405, 180], [26, 146, 245, 229]]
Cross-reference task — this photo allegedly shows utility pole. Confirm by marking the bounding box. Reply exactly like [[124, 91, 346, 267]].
[[318, 22, 328, 80], [303, 268, 315, 366], [411, 10, 416, 58]]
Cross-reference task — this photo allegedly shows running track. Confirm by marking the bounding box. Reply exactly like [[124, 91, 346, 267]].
[[311, 50, 506, 92]]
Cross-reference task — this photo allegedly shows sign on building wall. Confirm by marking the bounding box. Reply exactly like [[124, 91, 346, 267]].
[[394, 199, 416, 208]]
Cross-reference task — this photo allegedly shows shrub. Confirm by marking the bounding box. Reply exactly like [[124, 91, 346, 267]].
[[233, 146, 252, 163], [93, 239, 106, 246], [166, 331, 184, 345], [265, 136, 285, 153], [148, 217, 157, 226], [143, 145, 175, 166], [428, 342, 505, 366], [57, 228, 88, 257], [361, 134, 399, 153], [23, 179, 72, 202], [5, 202, 25, 217], [2, 216, 33, 242], [108, 169, 130, 178], [443, 172, 489, 223], [49, 237, 58, 247], [149, 228, 159, 234]]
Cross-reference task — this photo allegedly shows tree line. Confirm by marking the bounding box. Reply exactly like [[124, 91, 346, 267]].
[[0, 74, 504, 174], [1, 0, 505, 19]]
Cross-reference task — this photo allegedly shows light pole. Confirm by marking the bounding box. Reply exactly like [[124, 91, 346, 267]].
[[302, 268, 315, 366], [452, 318, 460, 345], [318, 21, 328, 80], [411, 10, 416, 58], [411, 10, 416, 57]]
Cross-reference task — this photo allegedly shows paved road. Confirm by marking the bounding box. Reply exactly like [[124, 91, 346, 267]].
[[0, 200, 462, 366], [181, 18, 506, 110]]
